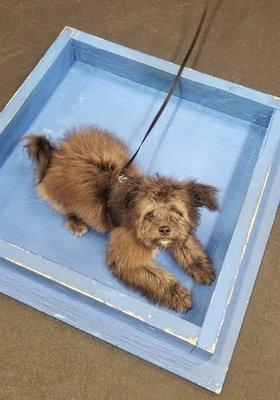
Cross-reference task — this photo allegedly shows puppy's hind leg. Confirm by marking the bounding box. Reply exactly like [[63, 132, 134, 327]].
[[107, 227, 192, 312], [66, 214, 89, 237]]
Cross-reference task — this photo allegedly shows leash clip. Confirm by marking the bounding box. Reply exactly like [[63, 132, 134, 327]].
[[117, 173, 128, 183]]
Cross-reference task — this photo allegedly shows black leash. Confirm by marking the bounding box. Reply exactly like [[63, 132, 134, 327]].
[[118, 1, 209, 180]]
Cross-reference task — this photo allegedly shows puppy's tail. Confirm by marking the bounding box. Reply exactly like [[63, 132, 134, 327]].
[[25, 134, 55, 183]]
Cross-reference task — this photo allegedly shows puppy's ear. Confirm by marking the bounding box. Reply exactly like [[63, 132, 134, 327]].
[[186, 180, 219, 211]]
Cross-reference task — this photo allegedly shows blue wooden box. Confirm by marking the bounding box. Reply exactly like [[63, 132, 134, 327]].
[[0, 27, 279, 393]]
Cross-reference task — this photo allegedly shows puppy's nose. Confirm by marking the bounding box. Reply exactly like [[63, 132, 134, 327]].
[[159, 226, 171, 236]]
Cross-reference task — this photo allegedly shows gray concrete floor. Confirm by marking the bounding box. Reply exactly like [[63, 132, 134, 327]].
[[0, 1, 279, 399]]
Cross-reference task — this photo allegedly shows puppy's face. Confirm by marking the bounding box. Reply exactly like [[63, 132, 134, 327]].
[[124, 175, 218, 249]]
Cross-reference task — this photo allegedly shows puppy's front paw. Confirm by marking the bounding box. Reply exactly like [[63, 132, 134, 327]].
[[66, 215, 88, 237], [168, 284, 192, 312], [191, 261, 216, 285], [69, 224, 88, 237]]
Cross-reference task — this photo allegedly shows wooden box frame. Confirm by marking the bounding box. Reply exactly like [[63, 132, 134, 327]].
[[0, 27, 279, 393]]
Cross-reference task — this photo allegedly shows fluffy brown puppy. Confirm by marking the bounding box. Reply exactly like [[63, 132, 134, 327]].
[[26, 126, 218, 311]]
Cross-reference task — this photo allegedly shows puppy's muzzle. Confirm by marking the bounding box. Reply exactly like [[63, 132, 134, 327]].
[[159, 226, 171, 236]]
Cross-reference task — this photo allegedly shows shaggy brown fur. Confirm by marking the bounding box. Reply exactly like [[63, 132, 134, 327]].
[[26, 126, 219, 311]]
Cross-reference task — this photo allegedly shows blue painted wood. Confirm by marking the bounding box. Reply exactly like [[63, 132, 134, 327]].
[[0, 60, 266, 330], [198, 109, 280, 352], [0, 27, 279, 393], [72, 30, 280, 127]]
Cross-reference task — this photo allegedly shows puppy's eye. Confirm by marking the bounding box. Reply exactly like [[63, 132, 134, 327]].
[[146, 212, 155, 220], [174, 209, 183, 218]]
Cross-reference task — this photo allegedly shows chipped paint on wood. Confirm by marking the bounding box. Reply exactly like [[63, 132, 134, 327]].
[[54, 313, 66, 320], [241, 168, 271, 260], [121, 309, 146, 322]]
